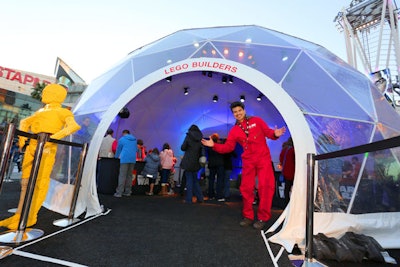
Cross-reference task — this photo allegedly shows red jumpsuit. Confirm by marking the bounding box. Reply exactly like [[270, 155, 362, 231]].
[[213, 116, 277, 221]]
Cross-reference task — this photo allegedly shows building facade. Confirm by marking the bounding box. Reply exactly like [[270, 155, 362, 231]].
[[0, 65, 55, 128], [0, 58, 87, 129]]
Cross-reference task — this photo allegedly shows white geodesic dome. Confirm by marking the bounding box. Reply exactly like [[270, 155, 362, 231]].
[[51, 25, 400, 251]]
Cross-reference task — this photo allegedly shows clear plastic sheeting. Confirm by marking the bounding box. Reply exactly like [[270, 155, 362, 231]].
[[43, 142, 83, 216], [313, 128, 400, 214], [315, 149, 400, 214]]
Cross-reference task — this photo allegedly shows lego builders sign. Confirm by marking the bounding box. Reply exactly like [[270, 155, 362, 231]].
[[0, 66, 55, 95], [163, 59, 238, 75]]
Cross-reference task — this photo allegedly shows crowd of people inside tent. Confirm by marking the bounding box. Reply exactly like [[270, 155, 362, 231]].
[[97, 126, 239, 202]]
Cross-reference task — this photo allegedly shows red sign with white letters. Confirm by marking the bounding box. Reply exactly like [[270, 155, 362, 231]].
[[0, 65, 55, 95]]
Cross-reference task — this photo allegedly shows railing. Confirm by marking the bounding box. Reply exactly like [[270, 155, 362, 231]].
[[0, 123, 88, 244], [304, 135, 400, 264]]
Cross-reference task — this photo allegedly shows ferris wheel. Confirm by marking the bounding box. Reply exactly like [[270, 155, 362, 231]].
[[334, 0, 400, 112]]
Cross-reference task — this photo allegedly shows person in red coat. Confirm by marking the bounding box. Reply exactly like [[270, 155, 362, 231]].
[[279, 137, 295, 205], [202, 101, 286, 230]]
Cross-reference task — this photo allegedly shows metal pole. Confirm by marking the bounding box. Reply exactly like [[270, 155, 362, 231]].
[[0, 124, 15, 256], [0, 123, 16, 191], [305, 153, 315, 263], [18, 133, 48, 230], [5, 149, 16, 182], [53, 143, 88, 227], [0, 133, 49, 244]]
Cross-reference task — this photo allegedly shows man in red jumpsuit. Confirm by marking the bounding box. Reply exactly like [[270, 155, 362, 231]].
[[202, 101, 286, 230]]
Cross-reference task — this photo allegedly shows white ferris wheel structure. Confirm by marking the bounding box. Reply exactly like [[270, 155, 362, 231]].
[[335, 0, 400, 113]]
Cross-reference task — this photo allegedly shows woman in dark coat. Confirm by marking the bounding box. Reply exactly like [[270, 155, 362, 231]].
[[180, 124, 204, 203]]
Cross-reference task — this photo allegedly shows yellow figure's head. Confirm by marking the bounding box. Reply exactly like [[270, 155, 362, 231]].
[[41, 84, 67, 104]]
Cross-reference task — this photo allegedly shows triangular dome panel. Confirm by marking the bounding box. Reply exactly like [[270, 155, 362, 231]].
[[75, 61, 134, 114], [130, 44, 201, 81], [283, 53, 373, 121], [313, 54, 377, 119], [191, 42, 225, 59], [371, 86, 400, 133], [213, 26, 296, 47]]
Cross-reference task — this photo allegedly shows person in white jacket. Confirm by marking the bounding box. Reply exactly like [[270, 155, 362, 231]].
[[99, 129, 116, 158]]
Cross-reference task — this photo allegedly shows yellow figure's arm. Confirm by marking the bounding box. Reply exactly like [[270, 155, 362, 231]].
[[18, 112, 38, 149], [50, 116, 81, 140]]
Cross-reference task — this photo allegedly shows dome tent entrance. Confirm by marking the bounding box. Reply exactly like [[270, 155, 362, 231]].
[[61, 26, 400, 252]]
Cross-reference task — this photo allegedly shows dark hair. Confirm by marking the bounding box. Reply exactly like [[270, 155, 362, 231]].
[[189, 124, 200, 131], [163, 143, 170, 150], [137, 139, 144, 145], [287, 137, 293, 146], [152, 148, 159, 155], [211, 133, 219, 142], [106, 129, 114, 135], [122, 129, 130, 134], [230, 101, 245, 111]]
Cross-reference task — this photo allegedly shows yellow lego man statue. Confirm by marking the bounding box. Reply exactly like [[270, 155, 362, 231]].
[[0, 84, 81, 230]]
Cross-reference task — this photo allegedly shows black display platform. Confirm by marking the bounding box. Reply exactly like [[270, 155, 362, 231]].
[[96, 158, 120, 194]]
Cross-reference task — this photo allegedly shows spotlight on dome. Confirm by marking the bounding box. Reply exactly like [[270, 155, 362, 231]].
[[213, 95, 218, 102], [118, 107, 130, 118], [184, 87, 189, 95], [257, 93, 262, 101], [222, 76, 227, 84], [240, 95, 245, 102]]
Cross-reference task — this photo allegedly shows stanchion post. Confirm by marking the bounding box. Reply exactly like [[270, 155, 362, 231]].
[[53, 143, 88, 227], [305, 153, 315, 263], [69, 143, 88, 219], [0, 132, 48, 244], [17, 133, 49, 234], [0, 124, 16, 256], [3, 133, 49, 244], [0, 123, 16, 190]]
